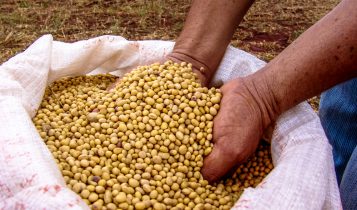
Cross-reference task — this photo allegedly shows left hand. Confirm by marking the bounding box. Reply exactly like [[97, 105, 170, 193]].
[[108, 51, 211, 91], [166, 52, 211, 86]]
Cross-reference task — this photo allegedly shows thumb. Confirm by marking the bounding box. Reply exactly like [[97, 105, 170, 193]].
[[201, 140, 240, 183]]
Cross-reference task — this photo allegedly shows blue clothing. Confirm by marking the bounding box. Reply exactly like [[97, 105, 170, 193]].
[[319, 78, 357, 210], [340, 146, 357, 210]]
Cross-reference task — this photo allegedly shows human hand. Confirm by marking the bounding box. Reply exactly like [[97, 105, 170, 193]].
[[166, 52, 211, 87], [108, 51, 212, 91], [201, 75, 278, 183]]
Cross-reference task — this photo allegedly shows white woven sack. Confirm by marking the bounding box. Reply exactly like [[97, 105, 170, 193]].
[[0, 35, 341, 210]]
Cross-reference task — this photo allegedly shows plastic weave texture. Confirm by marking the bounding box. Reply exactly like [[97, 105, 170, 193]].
[[0, 35, 342, 210]]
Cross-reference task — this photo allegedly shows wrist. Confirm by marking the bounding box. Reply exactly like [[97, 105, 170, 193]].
[[167, 51, 212, 86], [242, 70, 281, 128], [171, 40, 223, 74], [170, 32, 229, 86]]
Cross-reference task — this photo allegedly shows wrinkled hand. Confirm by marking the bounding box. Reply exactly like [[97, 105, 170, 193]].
[[108, 48, 276, 184], [201, 76, 276, 183], [166, 52, 211, 87]]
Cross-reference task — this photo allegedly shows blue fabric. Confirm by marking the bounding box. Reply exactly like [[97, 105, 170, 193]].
[[340, 146, 357, 210], [319, 78, 357, 183], [319, 78, 357, 209]]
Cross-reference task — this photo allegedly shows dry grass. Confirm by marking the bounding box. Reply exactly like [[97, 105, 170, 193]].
[[0, 0, 340, 108], [0, 0, 190, 63], [233, 0, 341, 61]]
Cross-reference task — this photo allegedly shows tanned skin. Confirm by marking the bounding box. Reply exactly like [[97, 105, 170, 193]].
[[168, 0, 357, 182]]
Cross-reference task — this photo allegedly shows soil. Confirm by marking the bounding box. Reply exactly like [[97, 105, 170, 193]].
[[0, 0, 340, 109]]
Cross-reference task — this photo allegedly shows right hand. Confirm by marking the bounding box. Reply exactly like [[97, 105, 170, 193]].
[[201, 74, 278, 182]]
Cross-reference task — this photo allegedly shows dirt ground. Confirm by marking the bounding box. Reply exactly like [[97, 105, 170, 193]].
[[0, 0, 340, 109]]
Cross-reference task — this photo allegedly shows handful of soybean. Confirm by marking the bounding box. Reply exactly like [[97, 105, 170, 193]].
[[34, 61, 273, 210]]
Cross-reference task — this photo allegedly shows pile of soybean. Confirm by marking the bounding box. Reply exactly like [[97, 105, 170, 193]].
[[33, 61, 273, 210]]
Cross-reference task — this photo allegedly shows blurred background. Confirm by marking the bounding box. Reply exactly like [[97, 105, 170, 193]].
[[0, 0, 340, 108]]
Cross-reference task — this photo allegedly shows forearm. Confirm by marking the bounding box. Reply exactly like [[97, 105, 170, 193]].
[[249, 0, 357, 120], [171, 0, 255, 83]]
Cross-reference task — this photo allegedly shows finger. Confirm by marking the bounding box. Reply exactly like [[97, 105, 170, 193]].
[[221, 164, 240, 181], [201, 140, 239, 183], [209, 79, 224, 88]]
